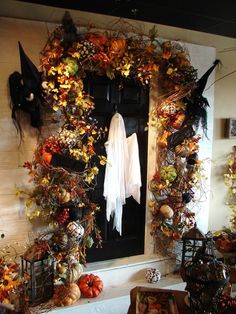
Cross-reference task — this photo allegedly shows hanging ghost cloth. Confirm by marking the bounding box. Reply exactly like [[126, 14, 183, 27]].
[[103, 113, 129, 235], [103, 113, 141, 235], [126, 133, 141, 204]]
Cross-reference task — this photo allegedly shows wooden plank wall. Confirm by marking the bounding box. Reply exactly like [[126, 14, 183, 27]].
[[0, 17, 52, 255]]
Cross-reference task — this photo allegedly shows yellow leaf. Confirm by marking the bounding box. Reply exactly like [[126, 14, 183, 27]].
[[48, 81, 55, 89], [106, 69, 115, 80], [92, 167, 99, 175], [148, 200, 155, 208], [60, 84, 71, 89], [166, 67, 174, 75]]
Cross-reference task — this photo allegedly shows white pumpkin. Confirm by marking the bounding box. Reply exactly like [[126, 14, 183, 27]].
[[160, 204, 174, 218], [67, 262, 83, 283], [67, 221, 85, 241]]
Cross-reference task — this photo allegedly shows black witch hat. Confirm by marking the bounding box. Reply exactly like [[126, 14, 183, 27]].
[[18, 41, 41, 94], [184, 59, 220, 135], [61, 11, 78, 50], [9, 42, 42, 136]]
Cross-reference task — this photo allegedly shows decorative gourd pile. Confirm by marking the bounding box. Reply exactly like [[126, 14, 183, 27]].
[[53, 273, 104, 307], [53, 282, 81, 307]]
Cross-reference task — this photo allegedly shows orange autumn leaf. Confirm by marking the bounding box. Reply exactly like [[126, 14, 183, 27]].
[[145, 44, 156, 54]]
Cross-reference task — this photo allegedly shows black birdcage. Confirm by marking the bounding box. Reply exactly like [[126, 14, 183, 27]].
[[21, 256, 54, 305], [180, 224, 230, 313]]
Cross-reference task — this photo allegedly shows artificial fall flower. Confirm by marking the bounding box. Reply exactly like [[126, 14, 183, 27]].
[[85, 167, 99, 184], [93, 52, 110, 68], [88, 144, 95, 155], [98, 155, 107, 166], [1, 297, 10, 304], [121, 63, 131, 77], [0, 275, 20, 291], [145, 44, 156, 54], [63, 57, 79, 76], [166, 67, 175, 75], [109, 38, 126, 57], [87, 33, 107, 48], [41, 176, 50, 185], [51, 39, 61, 48], [40, 46, 64, 67], [160, 226, 173, 237], [148, 200, 156, 208], [48, 66, 57, 76], [162, 41, 172, 49], [79, 202, 85, 208], [162, 51, 171, 60], [172, 232, 181, 240]]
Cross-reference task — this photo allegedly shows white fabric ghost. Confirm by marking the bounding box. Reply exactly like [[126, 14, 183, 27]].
[[126, 133, 141, 204], [103, 113, 141, 235]]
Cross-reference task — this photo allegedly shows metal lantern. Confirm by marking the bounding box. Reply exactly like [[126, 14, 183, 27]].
[[181, 223, 210, 267], [21, 256, 54, 305], [180, 224, 230, 314]]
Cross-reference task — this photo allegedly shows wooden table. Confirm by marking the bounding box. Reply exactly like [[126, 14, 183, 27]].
[[127, 286, 190, 314]]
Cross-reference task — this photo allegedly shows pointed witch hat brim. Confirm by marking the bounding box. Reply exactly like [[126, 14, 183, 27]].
[[195, 59, 220, 95], [18, 41, 41, 91]]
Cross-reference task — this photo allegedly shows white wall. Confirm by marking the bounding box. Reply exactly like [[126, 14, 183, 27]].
[[0, 6, 236, 254]]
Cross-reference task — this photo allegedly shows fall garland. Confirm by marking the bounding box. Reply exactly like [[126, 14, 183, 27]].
[[21, 14, 204, 262], [39, 14, 201, 248]]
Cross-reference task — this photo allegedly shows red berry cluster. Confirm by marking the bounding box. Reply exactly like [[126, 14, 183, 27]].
[[56, 208, 69, 225], [219, 293, 236, 311], [41, 136, 61, 154]]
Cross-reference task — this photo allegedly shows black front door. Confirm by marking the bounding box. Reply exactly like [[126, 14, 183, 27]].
[[84, 74, 149, 262]]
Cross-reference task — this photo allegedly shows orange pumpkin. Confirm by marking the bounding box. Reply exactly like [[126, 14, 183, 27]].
[[109, 38, 126, 56], [53, 283, 81, 306], [78, 273, 103, 298]]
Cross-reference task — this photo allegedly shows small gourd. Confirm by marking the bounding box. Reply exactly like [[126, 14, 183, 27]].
[[160, 204, 174, 219], [53, 283, 81, 306], [58, 188, 71, 204], [67, 263, 83, 283]]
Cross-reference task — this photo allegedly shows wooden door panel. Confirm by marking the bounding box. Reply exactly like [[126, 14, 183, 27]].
[[84, 74, 149, 262]]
